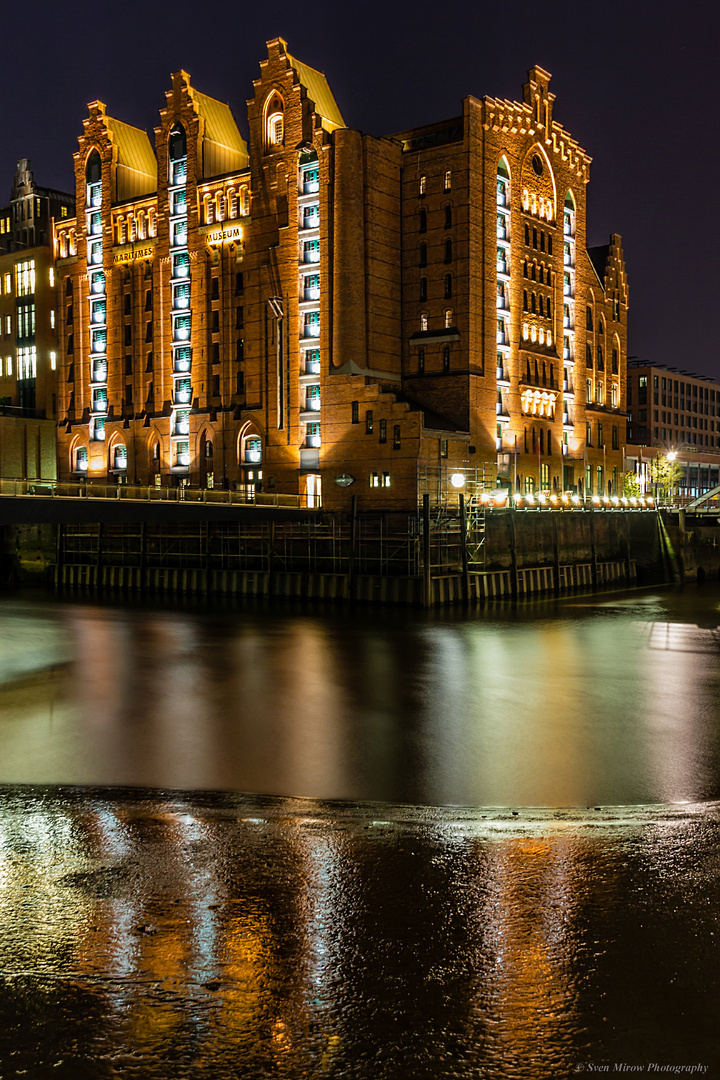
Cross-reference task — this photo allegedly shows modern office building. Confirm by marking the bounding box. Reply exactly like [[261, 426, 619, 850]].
[[54, 39, 628, 508], [626, 360, 720, 501], [0, 160, 74, 480]]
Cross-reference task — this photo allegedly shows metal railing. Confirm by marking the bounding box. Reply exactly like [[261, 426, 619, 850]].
[[0, 478, 318, 510]]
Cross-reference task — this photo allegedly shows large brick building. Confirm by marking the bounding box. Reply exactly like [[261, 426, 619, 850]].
[[54, 39, 628, 508], [0, 160, 74, 481]]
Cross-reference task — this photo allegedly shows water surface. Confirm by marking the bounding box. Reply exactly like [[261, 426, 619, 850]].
[[1, 586, 719, 807]]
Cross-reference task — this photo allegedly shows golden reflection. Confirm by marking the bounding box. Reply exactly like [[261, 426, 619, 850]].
[[478, 834, 584, 1065]]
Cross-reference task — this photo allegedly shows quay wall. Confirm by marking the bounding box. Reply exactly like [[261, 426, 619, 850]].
[[0, 506, 676, 605]]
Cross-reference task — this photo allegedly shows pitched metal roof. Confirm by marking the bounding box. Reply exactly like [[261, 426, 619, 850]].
[[106, 117, 156, 195], [286, 52, 345, 130]]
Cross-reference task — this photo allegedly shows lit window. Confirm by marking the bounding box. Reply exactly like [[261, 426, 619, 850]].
[[420, 313, 428, 332], [382, 472, 391, 487], [49, 268, 54, 287], [5, 356, 11, 376], [50, 351, 56, 371], [50, 310, 56, 329], [444, 170, 451, 192], [445, 309, 453, 329], [3, 273, 10, 294], [305, 422, 321, 447], [75, 446, 88, 472], [419, 175, 426, 196]]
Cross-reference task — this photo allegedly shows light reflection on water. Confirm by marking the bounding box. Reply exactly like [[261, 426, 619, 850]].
[[1, 587, 719, 807], [0, 791, 718, 1076]]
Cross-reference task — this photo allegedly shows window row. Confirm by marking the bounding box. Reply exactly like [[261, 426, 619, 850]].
[[352, 407, 403, 447], [521, 190, 554, 221], [415, 345, 452, 374], [115, 208, 157, 245], [418, 171, 452, 196], [419, 274, 453, 301], [523, 292, 552, 318], [523, 224, 553, 254], [419, 310, 454, 332], [585, 421, 620, 449], [418, 205, 453, 232], [419, 239, 453, 266], [202, 187, 250, 224], [523, 260, 552, 284]]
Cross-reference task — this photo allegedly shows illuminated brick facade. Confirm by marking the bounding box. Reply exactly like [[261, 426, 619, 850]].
[[55, 40, 628, 508]]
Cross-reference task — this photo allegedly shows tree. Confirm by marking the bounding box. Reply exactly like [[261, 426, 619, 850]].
[[623, 471, 643, 498], [648, 455, 682, 504]]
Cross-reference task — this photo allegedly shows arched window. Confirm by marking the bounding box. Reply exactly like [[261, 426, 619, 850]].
[[444, 273, 452, 299], [205, 439, 213, 459], [112, 444, 127, 471], [243, 434, 262, 463], [265, 93, 284, 149], [168, 125, 186, 162], [419, 208, 427, 233], [444, 238, 453, 263], [586, 306, 593, 330], [74, 445, 88, 473], [86, 150, 101, 186], [586, 344, 593, 369], [444, 309, 453, 329], [420, 312, 428, 332]]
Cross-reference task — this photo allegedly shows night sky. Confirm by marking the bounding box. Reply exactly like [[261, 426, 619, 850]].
[[2, 0, 717, 376]]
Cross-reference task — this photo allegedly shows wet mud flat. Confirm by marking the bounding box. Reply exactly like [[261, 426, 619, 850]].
[[0, 785, 719, 1079]]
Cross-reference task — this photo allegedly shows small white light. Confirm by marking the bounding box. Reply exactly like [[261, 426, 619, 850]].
[[450, 473, 465, 488], [513, 493, 523, 503], [572, 495, 581, 505], [592, 495, 601, 505]]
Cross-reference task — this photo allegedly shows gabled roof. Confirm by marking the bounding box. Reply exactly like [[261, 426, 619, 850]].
[[105, 116, 157, 198], [588, 245, 610, 287], [192, 89, 249, 167], [286, 50, 345, 130]]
